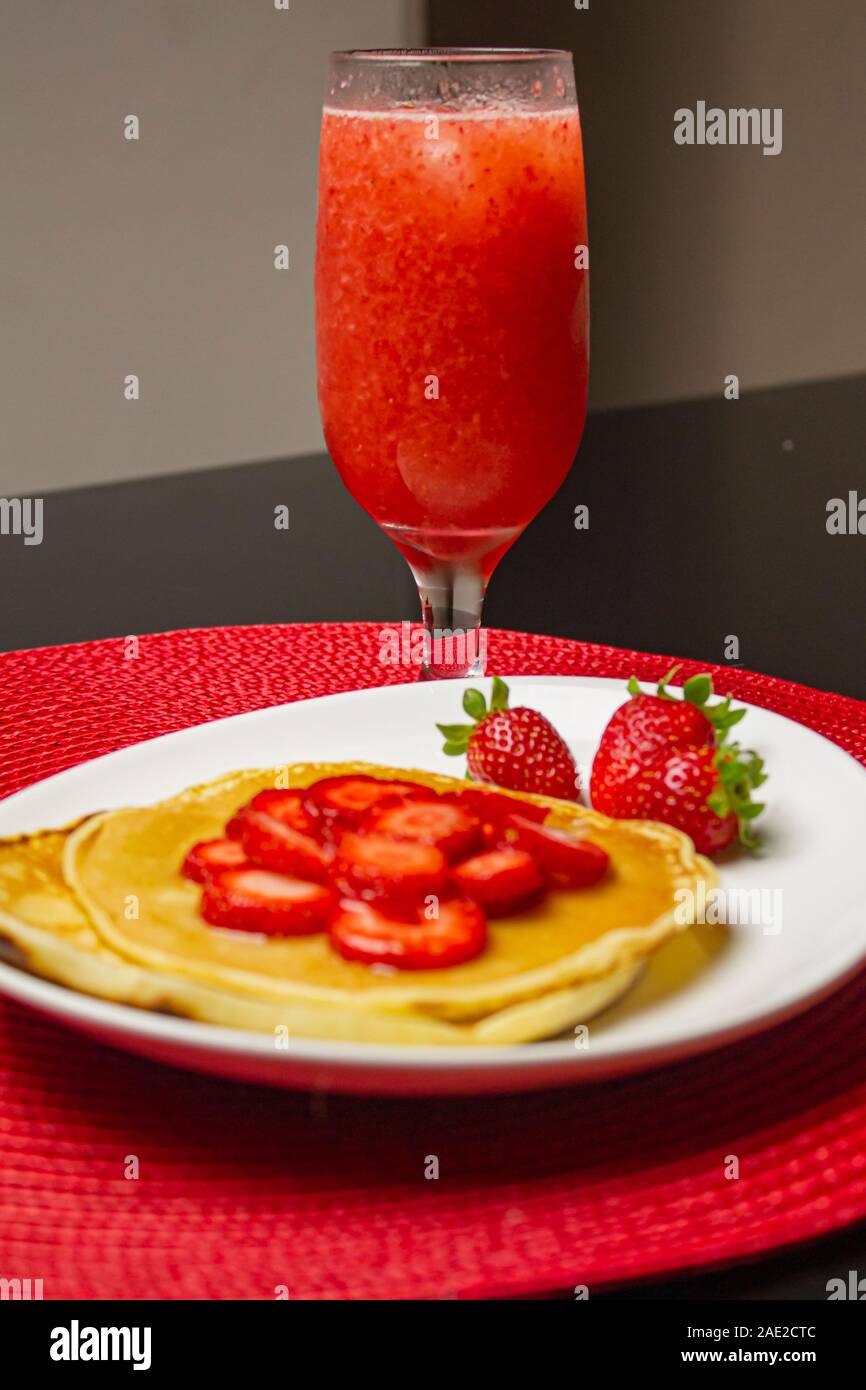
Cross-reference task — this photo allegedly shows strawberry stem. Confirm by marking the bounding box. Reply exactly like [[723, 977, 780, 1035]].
[[656, 665, 682, 697]]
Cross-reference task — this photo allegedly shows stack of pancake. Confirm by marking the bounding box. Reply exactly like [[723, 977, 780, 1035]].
[[0, 763, 715, 1045]]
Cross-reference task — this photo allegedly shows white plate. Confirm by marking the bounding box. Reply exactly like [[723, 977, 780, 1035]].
[[0, 676, 864, 1096]]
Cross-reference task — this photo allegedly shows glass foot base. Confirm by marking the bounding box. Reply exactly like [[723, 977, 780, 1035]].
[[415, 633, 487, 681]]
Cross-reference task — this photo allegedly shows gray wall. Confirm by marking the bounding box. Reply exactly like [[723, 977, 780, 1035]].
[[0, 0, 424, 493], [430, 0, 866, 410]]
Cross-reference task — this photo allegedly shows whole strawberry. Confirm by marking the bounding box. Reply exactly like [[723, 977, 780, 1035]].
[[594, 666, 747, 766], [437, 678, 580, 801], [591, 666, 744, 815], [591, 668, 767, 855]]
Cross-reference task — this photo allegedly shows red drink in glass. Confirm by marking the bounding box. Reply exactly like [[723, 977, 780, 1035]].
[[315, 50, 589, 677]]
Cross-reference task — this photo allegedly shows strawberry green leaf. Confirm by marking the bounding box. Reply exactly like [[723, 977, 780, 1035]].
[[436, 720, 472, 757], [712, 741, 768, 848], [683, 674, 712, 706], [437, 722, 473, 742], [714, 708, 747, 730], [489, 677, 510, 713], [626, 675, 642, 697], [462, 689, 487, 720], [703, 699, 747, 742]]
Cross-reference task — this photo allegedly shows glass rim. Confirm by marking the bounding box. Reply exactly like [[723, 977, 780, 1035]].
[[330, 47, 572, 65]]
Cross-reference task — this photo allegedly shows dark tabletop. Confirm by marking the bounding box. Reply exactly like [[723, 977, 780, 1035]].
[[1, 374, 864, 700], [1, 374, 865, 1299]]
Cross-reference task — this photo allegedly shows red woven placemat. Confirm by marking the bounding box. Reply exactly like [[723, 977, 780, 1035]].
[[1, 622, 865, 1300]]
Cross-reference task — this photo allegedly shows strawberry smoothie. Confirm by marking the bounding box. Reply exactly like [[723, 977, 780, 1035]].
[[316, 104, 589, 575]]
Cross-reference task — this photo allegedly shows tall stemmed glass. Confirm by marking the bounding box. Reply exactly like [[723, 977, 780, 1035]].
[[315, 49, 589, 678]]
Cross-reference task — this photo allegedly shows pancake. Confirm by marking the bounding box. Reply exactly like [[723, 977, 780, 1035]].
[[62, 763, 715, 1024], [0, 822, 640, 1043]]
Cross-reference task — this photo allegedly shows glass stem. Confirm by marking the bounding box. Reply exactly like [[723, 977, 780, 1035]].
[[411, 560, 488, 681]]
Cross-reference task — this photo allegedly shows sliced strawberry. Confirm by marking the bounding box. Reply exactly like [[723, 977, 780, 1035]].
[[240, 811, 333, 883], [363, 798, 481, 861], [450, 848, 545, 917], [250, 789, 316, 832], [444, 787, 548, 825], [182, 837, 249, 884], [328, 897, 487, 970], [333, 832, 448, 906], [304, 775, 429, 835], [201, 869, 335, 936], [499, 814, 609, 888], [228, 789, 316, 842]]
